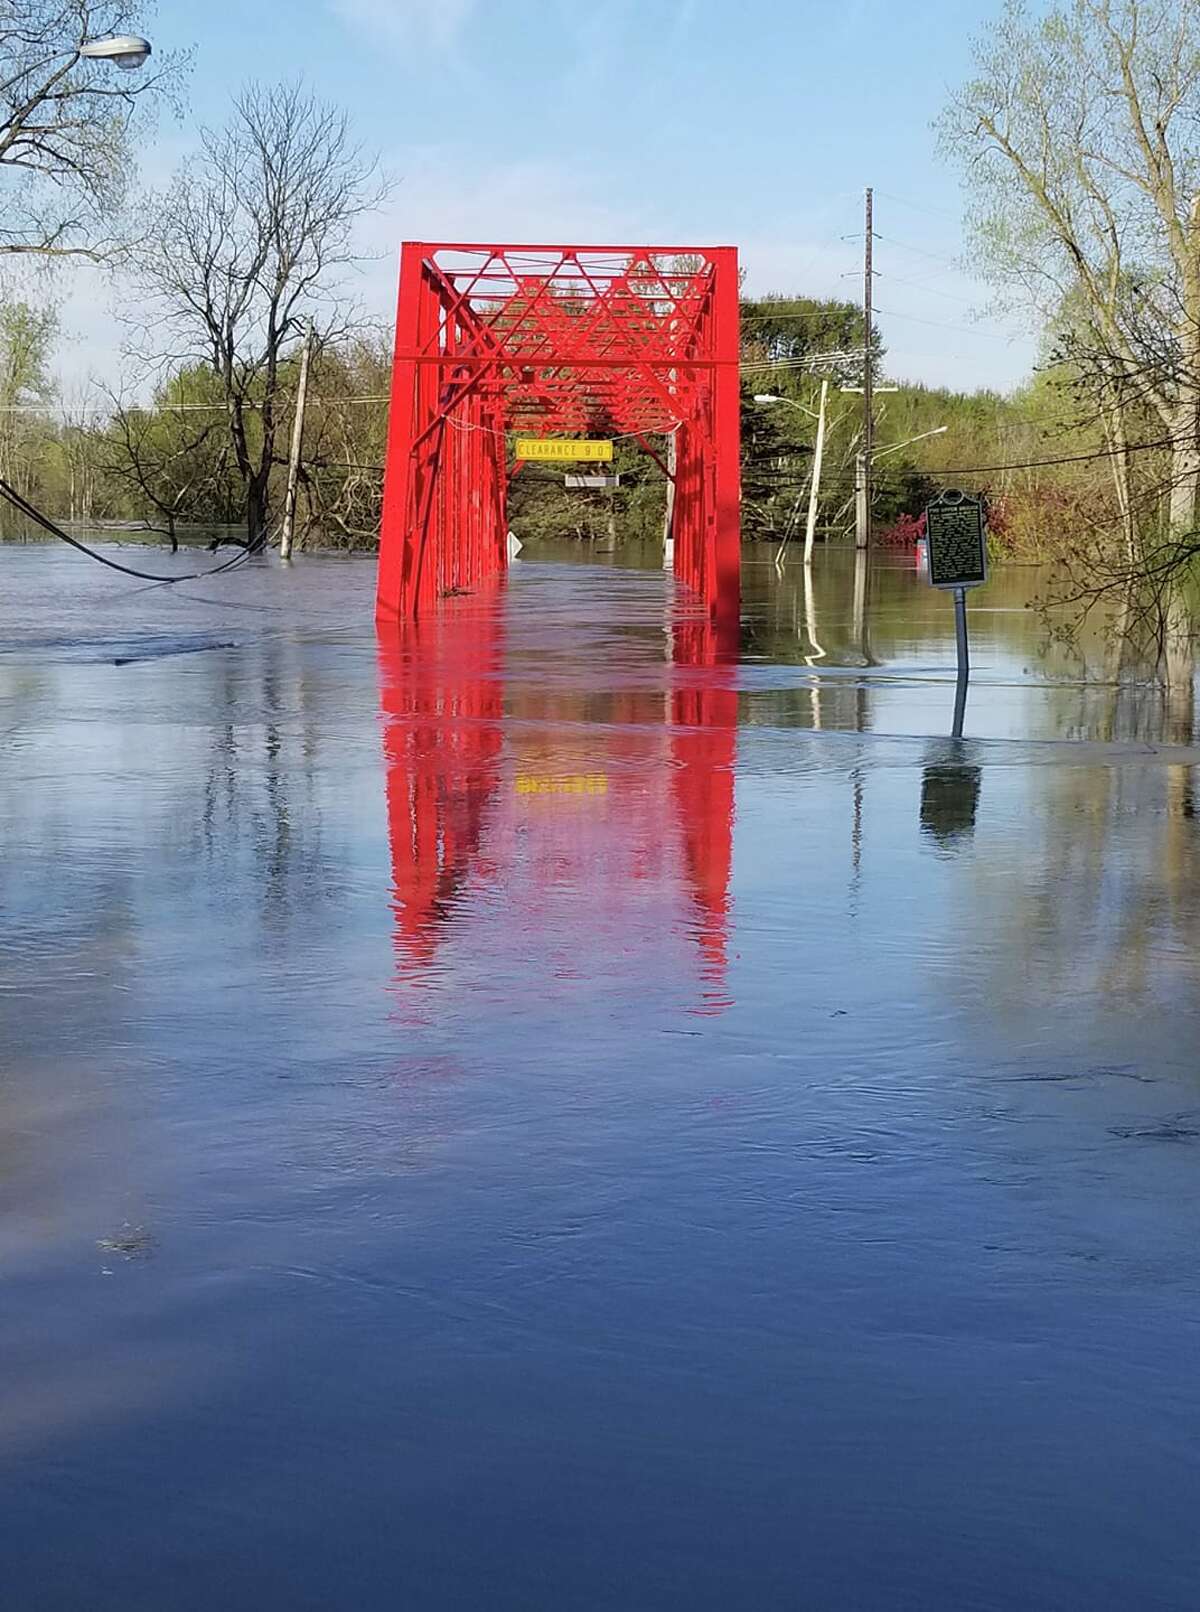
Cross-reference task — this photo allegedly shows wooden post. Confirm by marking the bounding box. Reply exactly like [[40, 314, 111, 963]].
[[280, 321, 313, 561]]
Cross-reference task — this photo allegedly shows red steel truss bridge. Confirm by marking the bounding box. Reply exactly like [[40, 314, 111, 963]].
[[377, 242, 742, 623]]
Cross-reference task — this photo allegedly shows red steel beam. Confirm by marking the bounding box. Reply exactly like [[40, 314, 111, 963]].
[[378, 243, 741, 623]]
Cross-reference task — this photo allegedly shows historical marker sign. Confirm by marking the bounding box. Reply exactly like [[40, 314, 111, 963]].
[[924, 489, 988, 591], [515, 438, 614, 463]]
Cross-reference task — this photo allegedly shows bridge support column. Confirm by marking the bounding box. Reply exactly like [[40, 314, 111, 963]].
[[710, 246, 742, 634]]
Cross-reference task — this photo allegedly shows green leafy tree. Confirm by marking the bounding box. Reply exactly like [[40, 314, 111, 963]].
[[0, 301, 57, 493]]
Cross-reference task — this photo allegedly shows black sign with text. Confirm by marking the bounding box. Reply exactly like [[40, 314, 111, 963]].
[[925, 491, 988, 590]]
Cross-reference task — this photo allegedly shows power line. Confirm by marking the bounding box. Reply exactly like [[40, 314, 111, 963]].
[[876, 271, 986, 306], [741, 306, 863, 322], [0, 475, 262, 583], [750, 427, 1187, 479], [0, 396, 394, 419], [874, 306, 1025, 341], [870, 430, 1181, 477], [874, 233, 961, 268], [873, 189, 963, 224]]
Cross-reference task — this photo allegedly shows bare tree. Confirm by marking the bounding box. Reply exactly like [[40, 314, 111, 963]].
[[938, 0, 1200, 533], [124, 81, 388, 548], [296, 332, 390, 548], [0, 0, 185, 258], [95, 376, 237, 548]]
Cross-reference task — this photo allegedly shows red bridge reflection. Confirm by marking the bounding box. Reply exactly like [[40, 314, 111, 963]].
[[378, 586, 737, 1013]]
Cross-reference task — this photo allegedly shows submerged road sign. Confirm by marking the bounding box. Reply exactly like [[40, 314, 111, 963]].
[[925, 488, 988, 590], [924, 488, 988, 738], [515, 438, 614, 463]]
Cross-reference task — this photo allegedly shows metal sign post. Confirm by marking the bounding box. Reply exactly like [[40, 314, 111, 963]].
[[924, 489, 988, 738], [952, 587, 970, 738]]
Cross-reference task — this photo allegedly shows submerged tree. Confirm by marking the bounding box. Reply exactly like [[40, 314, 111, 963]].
[[125, 81, 388, 547], [96, 366, 240, 547], [292, 334, 391, 549]]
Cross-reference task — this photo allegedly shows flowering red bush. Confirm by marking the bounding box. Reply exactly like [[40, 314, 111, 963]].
[[877, 512, 927, 546]]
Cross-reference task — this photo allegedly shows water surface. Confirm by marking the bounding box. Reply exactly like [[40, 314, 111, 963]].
[[2, 539, 1199, 1610]]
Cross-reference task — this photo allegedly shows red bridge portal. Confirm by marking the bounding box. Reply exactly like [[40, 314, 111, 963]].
[[378, 242, 741, 624]]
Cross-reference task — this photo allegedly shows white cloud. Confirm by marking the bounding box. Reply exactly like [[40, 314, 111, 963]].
[[331, 0, 480, 56], [349, 146, 654, 315]]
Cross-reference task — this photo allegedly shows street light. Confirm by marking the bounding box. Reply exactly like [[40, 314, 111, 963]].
[[79, 34, 152, 70], [753, 392, 819, 421], [871, 425, 948, 461], [853, 426, 949, 553]]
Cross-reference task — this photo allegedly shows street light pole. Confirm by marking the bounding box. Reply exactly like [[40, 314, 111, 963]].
[[804, 378, 829, 568], [753, 390, 833, 566], [856, 424, 948, 550]]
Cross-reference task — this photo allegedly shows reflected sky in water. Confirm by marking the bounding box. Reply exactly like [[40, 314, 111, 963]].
[[1, 540, 1199, 1610]]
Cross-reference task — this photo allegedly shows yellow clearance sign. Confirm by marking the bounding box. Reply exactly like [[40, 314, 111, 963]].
[[515, 438, 614, 463]]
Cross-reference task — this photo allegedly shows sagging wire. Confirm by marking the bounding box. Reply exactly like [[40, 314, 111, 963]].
[[0, 475, 264, 585]]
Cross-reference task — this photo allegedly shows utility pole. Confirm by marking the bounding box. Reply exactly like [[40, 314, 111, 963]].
[[280, 320, 313, 562], [803, 377, 829, 567], [856, 186, 874, 551]]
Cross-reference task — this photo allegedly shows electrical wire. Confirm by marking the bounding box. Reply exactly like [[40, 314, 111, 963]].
[[0, 396, 393, 418], [874, 234, 962, 268], [875, 271, 985, 305], [882, 431, 1183, 477], [0, 476, 264, 584], [872, 189, 964, 223], [874, 306, 1025, 341], [749, 428, 1187, 481]]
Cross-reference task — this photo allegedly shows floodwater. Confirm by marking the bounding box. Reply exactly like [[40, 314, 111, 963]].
[[2, 537, 1199, 1610]]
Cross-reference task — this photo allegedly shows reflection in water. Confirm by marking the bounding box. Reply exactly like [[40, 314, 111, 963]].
[[378, 589, 737, 1010], [669, 615, 738, 982], [740, 547, 1199, 747], [920, 752, 983, 850], [379, 596, 506, 974]]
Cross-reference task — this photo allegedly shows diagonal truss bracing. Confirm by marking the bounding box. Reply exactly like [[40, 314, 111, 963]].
[[378, 243, 741, 622]]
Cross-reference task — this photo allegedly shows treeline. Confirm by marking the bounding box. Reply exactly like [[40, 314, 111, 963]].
[[35, 340, 391, 549], [4, 285, 1108, 556], [0, 23, 1128, 564], [0, 335, 391, 548]]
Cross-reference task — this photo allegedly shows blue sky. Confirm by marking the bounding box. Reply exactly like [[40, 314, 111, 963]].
[[58, 0, 1038, 395]]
